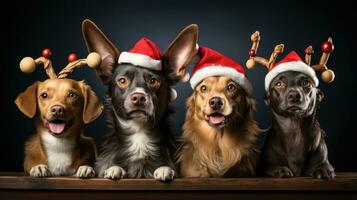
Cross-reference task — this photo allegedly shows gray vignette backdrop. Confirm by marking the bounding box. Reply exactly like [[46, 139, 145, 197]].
[[1, 0, 356, 172]]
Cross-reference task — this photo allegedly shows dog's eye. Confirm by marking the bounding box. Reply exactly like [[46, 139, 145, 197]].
[[68, 92, 77, 98], [119, 78, 126, 84], [40, 92, 48, 99], [227, 83, 236, 92], [149, 78, 157, 84], [302, 80, 310, 87], [200, 85, 208, 93], [148, 77, 160, 88], [117, 77, 130, 88], [275, 81, 284, 88]]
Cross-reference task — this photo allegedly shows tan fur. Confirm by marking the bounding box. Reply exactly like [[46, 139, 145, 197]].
[[179, 77, 260, 177], [16, 79, 103, 176]]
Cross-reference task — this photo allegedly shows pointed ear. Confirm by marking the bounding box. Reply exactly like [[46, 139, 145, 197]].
[[15, 82, 38, 118], [81, 82, 104, 124], [82, 19, 120, 84], [316, 89, 324, 103], [163, 24, 199, 82]]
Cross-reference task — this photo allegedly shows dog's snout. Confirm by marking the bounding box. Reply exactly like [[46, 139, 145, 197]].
[[209, 97, 224, 110], [131, 93, 147, 106], [50, 105, 65, 115], [287, 89, 302, 103]]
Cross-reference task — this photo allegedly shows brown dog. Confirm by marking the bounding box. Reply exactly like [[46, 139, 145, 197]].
[[179, 77, 260, 177], [16, 79, 103, 177], [179, 47, 260, 178], [16, 52, 103, 178]]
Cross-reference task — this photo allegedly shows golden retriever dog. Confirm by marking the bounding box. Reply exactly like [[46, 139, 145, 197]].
[[16, 78, 103, 177], [178, 46, 260, 178]]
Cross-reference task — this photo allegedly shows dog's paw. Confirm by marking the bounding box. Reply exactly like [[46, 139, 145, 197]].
[[75, 165, 95, 178], [104, 166, 126, 180], [272, 166, 294, 178], [153, 166, 175, 181], [313, 165, 336, 179], [29, 164, 51, 178]]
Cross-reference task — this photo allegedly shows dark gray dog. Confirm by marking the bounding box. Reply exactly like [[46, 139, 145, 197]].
[[261, 71, 335, 179], [82, 19, 198, 181]]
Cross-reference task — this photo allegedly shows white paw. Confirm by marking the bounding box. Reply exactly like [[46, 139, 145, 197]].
[[29, 164, 51, 178], [153, 166, 175, 181], [104, 166, 126, 180], [75, 165, 95, 178]]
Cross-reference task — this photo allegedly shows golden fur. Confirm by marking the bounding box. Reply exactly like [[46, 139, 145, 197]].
[[179, 77, 260, 177], [15, 79, 103, 176]]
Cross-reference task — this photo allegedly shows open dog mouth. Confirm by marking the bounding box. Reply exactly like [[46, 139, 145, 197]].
[[45, 118, 72, 135], [205, 112, 228, 127]]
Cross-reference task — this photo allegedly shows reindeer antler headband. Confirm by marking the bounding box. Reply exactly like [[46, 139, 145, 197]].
[[246, 31, 285, 71], [19, 48, 101, 79], [246, 31, 335, 83]]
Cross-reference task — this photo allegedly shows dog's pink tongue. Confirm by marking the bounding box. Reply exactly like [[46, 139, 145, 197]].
[[209, 115, 225, 125], [48, 123, 65, 134]]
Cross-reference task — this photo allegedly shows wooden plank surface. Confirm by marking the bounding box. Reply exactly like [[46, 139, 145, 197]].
[[0, 172, 356, 191]]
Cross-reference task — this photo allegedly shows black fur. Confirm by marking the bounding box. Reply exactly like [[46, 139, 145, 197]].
[[95, 65, 176, 178], [81, 20, 198, 180], [260, 71, 335, 179]]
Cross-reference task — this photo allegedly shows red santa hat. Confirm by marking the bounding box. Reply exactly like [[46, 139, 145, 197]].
[[118, 37, 162, 71], [190, 47, 252, 94], [264, 51, 319, 91], [119, 37, 180, 101]]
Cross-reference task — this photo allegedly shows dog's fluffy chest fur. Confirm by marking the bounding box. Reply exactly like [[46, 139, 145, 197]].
[[191, 124, 248, 176], [118, 117, 158, 162], [126, 131, 157, 161], [41, 132, 75, 176]]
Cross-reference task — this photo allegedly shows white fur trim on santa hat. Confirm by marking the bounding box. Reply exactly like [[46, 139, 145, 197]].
[[265, 61, 319, 91], [118, 51, 162, 71], [190, 66, 253, 94]]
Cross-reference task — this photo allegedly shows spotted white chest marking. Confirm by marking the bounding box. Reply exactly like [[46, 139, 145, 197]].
[[41, 132, 75, 176]]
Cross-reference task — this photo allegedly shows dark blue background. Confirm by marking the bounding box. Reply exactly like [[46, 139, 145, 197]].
[[1, 0, 356, 171]]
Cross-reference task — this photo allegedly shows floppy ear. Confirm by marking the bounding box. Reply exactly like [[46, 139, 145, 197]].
[[316, 88, 324, 104], [81, 83, 104, 124], [245, 95, 256, 114], [82, 19, 120, 84], [15, 82, 38, 118], [162, 24, 199, 82], [185, 94, 196, 118]]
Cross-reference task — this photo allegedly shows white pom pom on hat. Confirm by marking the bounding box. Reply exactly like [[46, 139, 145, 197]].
[[170, 88, 177, 101]]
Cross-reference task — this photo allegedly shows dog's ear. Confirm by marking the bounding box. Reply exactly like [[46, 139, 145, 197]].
[[163, 24, 199, 82], [185, 94, 196, 117], [81, 83, 104, 124], [186, 94, 195, 110], [316, 89, 324, 103], [245, 95, 256, 113], [15, 82, 38, 118], [82, 19, 120, 84]]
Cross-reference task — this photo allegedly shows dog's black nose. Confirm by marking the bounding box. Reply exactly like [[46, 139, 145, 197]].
[[287, 90, 302, 103], [131, 93, 147, 106], [209, 97, 224, 110], [51, 105, 65, 115]]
